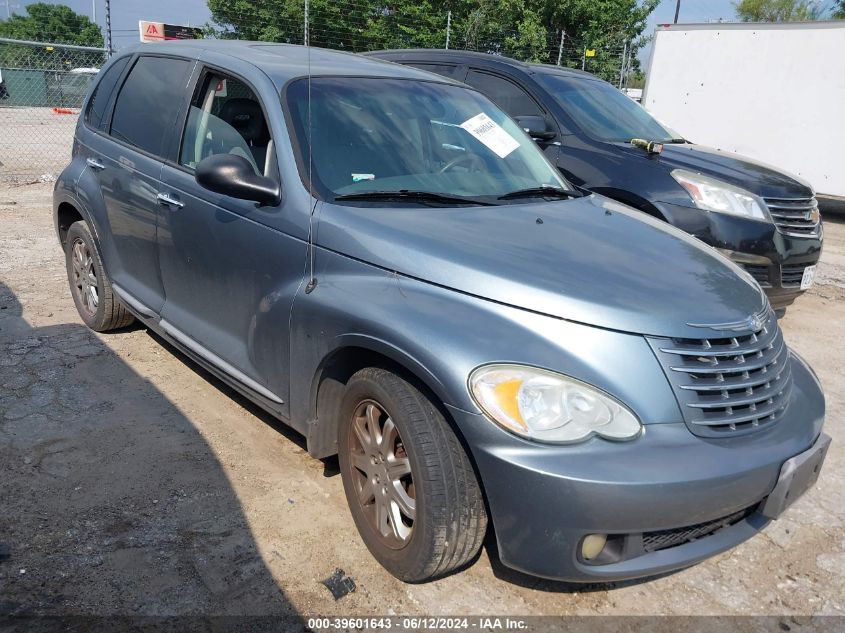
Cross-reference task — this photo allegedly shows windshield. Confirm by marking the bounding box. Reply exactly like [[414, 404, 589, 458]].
[[285, 77, 568, 203], [535, 73, 681, 143]]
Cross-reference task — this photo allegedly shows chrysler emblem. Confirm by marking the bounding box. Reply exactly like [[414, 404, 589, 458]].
[[747, 314, 763, 331], [688, 308, 769, 332]]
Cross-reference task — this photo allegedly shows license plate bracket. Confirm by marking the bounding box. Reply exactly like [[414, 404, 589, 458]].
[[761, 433, 831, 519], [800, 265, 817, 290]]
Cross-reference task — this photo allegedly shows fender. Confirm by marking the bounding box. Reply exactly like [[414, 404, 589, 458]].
[[53, 158, 109, 253], [289, 248, 682, 459]]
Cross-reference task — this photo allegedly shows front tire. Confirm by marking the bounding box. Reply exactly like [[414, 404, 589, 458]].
[[338, 367, 487, 582], [65, 220, 135, 332]]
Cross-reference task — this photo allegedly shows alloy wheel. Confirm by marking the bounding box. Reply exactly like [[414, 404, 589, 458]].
[[347, 400, 416, 549], [71, 237, 98, 316]]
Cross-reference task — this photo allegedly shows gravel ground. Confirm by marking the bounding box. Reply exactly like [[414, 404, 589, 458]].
[[0, 182, 843, 621], [0, 108, 76, 180]]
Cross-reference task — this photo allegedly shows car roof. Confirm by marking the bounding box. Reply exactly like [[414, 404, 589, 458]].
[[118, 40, 460, 87], [363, 48, 600, 81]]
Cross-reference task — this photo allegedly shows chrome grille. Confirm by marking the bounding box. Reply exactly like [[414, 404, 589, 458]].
[[648, 309, 792, 437], [764, 197, 820, 237]]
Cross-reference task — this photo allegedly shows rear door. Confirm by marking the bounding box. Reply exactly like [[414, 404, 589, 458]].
[[81, 54, 193, 312], [156, 64, 307, 415]]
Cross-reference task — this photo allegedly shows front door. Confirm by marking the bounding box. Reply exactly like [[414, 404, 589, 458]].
[[157, 68, 307, 415]]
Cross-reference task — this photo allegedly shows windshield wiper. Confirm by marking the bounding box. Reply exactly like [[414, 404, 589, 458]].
[[498, 186, 584, 201], [663, 138, 687, 144], [334, 190, 495, 206]]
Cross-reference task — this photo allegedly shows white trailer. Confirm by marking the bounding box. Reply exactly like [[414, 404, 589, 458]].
[[643, 21, 845, 208]]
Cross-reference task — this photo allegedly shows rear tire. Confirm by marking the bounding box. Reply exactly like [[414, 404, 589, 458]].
[[338, 367, 487, 582], [65, 220, 135, 332]]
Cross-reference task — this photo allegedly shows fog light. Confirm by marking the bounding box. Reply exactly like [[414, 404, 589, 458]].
[[581, 533, 608, 560]]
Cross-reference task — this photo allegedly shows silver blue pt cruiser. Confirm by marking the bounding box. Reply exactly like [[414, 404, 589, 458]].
[[53, 41, 829, 583]]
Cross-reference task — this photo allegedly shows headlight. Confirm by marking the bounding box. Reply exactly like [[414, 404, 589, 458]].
[[468, 364, 642, 444], [671, 169, 769, 221]]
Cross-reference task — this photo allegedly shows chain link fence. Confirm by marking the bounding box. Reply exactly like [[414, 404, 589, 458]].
[[1, 2, 633, 180], [1, 37, 107, 181]]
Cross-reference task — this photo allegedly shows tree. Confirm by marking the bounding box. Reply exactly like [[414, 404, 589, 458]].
[[834, 0, 845, 17], [0, 4, 104, 71], [0, 3, 103, 46], [733, 0, 826, 21], [206, 0, 660, 79]]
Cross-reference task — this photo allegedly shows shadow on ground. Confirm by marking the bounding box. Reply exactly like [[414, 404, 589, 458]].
[[0, 282, 304, 628]]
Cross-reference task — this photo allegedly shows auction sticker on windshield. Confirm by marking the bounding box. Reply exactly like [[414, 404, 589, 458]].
[[460, 113, 520, 158]]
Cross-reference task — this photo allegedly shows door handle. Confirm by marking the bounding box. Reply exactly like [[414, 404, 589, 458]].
[[86, 157, 106, 170], [156, 192, 185, 209]]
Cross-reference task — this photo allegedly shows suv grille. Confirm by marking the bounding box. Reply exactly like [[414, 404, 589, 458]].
[[781, 264, 807, 287], [648, 309, 792, 438], [764, 197, 820, 237], [642, 506, 756, 553], [742, 263, 770, 286]]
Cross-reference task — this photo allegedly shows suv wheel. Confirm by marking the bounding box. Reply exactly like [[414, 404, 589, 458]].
[[65, 221, 135, 332], [338, 367, 487, 582]]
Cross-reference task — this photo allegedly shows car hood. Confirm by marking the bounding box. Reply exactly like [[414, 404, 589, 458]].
[[316, 194, 768, 339], [648, 143, 814, 199]]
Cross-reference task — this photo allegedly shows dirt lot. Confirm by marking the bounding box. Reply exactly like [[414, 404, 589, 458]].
[[1, 182, 844, 621], [0, 108, 76, 180]]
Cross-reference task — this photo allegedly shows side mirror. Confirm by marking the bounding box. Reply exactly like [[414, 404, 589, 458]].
[[514, 115, 557, 142], [195, 154, 281, 207]]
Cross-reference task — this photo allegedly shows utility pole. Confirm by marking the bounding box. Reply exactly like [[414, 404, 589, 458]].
[[92, 0, 96, 24], [445, 11, 451, 49], [674, 0, 682, 23], [5, 0, 20, 19], [556, 30, 565, 66], [105, 0, 112, 56], [304, 0, 309, 46], [618, 40, 628, 88]]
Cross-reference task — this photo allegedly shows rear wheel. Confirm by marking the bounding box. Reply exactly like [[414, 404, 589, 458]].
[[65, 221, 135, 332], [338, 367, 487, 582]]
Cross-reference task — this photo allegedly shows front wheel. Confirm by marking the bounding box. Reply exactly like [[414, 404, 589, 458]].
[[338, 367, 487, 582], [65, 221, 135, 332]]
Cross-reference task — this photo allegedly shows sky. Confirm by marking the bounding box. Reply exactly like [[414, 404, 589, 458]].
[[4, 0, 739, 58]]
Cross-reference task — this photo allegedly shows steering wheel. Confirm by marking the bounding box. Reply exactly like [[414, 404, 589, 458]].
[[438, 153, 484, 174]]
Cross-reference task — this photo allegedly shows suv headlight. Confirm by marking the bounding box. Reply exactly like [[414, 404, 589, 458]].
[[671, 169, 769, 221], [469, 364, 642, 444]]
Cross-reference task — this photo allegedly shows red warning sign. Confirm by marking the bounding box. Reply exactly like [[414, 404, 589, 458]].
[[139, 21, 203, 43]]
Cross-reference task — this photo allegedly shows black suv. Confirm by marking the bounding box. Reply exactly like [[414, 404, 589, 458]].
[[365, 49, 824, 314]]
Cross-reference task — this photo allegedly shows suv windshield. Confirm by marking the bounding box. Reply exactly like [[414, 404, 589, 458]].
[[535, 73, 681, 144], [285, 77, 568, 203]]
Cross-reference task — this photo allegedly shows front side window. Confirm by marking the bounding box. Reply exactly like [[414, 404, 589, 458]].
[[110, 56, 191, 157], [179, 73, 273, 176], [285, 77, 567, 203], [535, 73, 681, 143]]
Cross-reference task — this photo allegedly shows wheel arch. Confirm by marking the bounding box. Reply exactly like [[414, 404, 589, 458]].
[[305, 337, 459, 460], [590, 187, 668, 221], [54, 191, 102, 250]]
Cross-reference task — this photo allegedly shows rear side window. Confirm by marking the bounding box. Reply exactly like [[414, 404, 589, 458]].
[[408, 63, 462, 79], [465, 70, 543, 118], [110, 56, 191, 157], [85, 56, 129, 129]]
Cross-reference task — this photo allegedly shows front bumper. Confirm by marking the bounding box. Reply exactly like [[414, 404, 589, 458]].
[[654, 201, 823, 310], [448, 353, 826, 582]]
